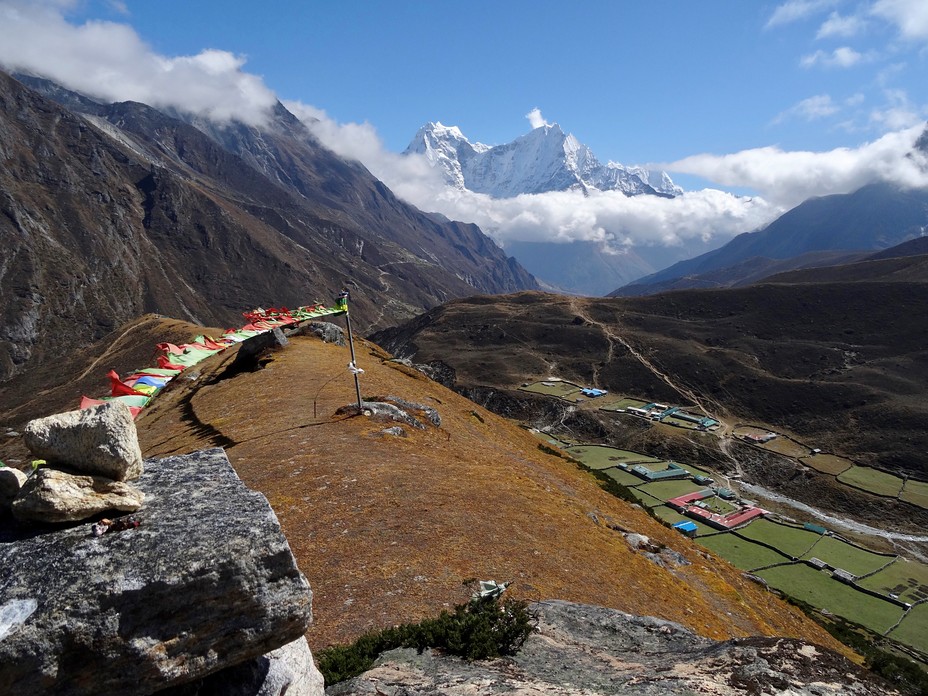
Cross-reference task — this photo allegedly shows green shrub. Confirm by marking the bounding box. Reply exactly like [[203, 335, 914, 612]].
[[317, 596, 535, 685]]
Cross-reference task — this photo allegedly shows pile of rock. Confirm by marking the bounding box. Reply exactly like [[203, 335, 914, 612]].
[[3, 401, 144, 523]]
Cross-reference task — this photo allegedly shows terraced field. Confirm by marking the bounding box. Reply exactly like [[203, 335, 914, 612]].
[[799, 453, 853, 475], [900, 478, 928, 508], [859, 557, 928, 605], [838, 466, 905, 498], [889, 603, 928, 654], [565, 445, 664, 469], [801, 536, 895, 577], [736, 519, 822, 559], [696, 533, 791, 571], [757, 564, 904, 634]]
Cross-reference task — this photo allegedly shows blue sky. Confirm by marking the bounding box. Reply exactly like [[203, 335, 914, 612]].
[[53, 0, 926, 162], [1, 0, 927, 259]]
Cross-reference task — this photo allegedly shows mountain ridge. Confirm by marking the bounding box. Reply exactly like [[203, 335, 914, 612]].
[[405, 120, 681, 199], [0, 71, 537, 382], [614, 181, 928, 296]]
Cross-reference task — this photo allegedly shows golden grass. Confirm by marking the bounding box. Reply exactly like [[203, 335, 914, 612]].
[[136, 332, 852, 658]]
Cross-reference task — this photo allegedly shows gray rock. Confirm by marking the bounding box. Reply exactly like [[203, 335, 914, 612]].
[[230, 327, 289, 373], [23, 401, 143, 481], [623, 532, 656, 551], [327, 600, 896, 695], [12, 467, 144, 523], [307, 321, 346, 346], [0, 466, 27, 514], [261, 637, 325, 696], [380, 426, 407, 438], [385, 396, 441, 427], [0, 448, 313, 696], [157, 637, 323, 696]]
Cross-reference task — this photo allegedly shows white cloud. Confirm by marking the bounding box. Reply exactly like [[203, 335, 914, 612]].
[[525, 107, 550, 129], [667, 125, 928, 209], [284, 106, 782, 252], [773, 94, 840, 123], [107, 0, 128, 15], [869, 88, 927, 129], [816, 11, 867, 38], [0, 1, 277, 125], [872, 0, 928, 40], [800, 46, 869, 67], [766, 0, 838, 28]]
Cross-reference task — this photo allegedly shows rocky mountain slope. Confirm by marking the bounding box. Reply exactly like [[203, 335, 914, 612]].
[[0, 315, 849, 659], [615, 180, 928, 295], [0, 72, 536, 384], [405, 121, 681, 198]]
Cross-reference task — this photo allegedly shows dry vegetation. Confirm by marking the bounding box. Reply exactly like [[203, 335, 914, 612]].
[[114, 323, 844, 655]]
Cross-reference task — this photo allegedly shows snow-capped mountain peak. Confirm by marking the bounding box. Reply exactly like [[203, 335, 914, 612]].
[[404, 121, 681, 199]]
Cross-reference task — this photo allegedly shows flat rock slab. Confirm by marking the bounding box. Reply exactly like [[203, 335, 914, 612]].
[[328, 600, 896, 696], [0, 448, 313, 696]]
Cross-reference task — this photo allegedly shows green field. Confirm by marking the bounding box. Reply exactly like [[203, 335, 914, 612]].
[[757, 564, 905, 634], [521, 381, 582, 398], [799, 453, 853, 476], [651, 505, 717, 536], [565, 445, 663, 470], [696, 532, 791, 571], [626, 487, 665, 508], [637, 478, 705, 501], [602, 467, 647, 487], [736, 519, 822, 558], [802, 536, 895, 577], [837, 466, 904, 498], [859, 557, 928, 605], [889, 603, 928, 654], [900, 478, 928, 509], [757, 436, 810, 458], [600, 397, 650, 411]]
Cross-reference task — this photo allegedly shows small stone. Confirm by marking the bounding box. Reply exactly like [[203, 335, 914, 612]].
[[12, 468, 144, 523], [23, 402, 143, 481], [381, 426, 408, 438], [0, 468, 28, 516]]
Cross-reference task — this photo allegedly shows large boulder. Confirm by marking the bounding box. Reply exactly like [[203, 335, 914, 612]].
[[327, 600, 896, 695], [0, 448, 314, 696], [23, 401, 143, 481], [11, 467, 144, 523]]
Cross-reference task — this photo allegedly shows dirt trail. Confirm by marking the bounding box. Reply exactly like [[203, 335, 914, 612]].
[[569, 297, 718, 419]]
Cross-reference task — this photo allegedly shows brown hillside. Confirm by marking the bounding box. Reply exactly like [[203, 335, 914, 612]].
[[374, 287, 928, 482], [0, 315, 851, 656]]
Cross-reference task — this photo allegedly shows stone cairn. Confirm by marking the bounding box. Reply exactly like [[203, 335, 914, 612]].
[[3, 401, 144, 524]]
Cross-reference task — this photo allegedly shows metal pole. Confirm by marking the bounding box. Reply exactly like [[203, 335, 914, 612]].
[[338, 291, 363, 411], [344, 310, 363, 411]]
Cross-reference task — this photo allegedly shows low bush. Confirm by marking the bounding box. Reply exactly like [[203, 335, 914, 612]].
[[317, 595, 535, 685]]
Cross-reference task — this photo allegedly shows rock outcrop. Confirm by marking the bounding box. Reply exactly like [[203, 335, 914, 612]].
[[0, 448, 314, 696], [328, 600, 896, 695], [23, 401, 143, 481], [12, 467, 144, 523]]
